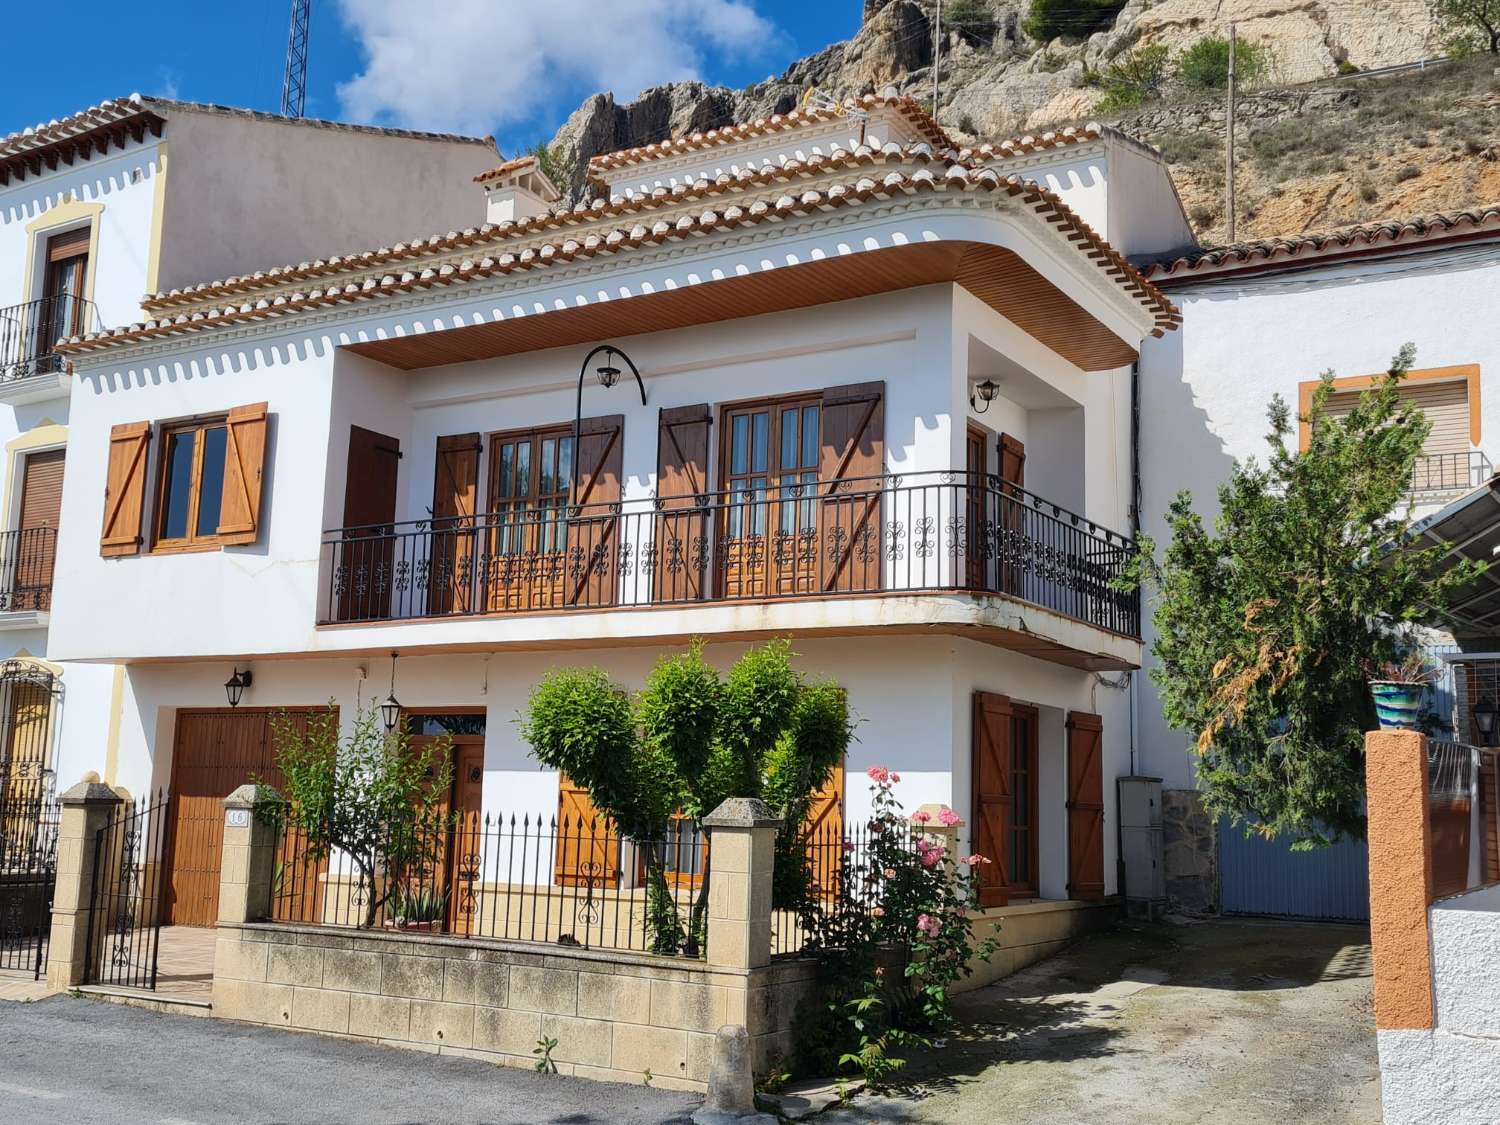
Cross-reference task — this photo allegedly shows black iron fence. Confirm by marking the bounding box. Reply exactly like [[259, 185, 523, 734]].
[[322, 470, 1139, 637], [0, 785, 61, 979], [269, 809, 708, 958], [85, 790, 170, 991], [1410, 451, 1493, 497], [0, 527, 57, 613], [771, 818, 916, 959], [0, 295, 96, 382]]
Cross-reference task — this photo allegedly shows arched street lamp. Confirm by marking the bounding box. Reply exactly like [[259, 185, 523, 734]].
[[571, 345, 646, 504]]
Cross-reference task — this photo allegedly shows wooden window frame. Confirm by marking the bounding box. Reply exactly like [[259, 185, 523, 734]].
[[1008, 703, 1041, 899], [150, 415, 230, 553], [715, 390, 823, 495], [1297, 364, 1481, 452]]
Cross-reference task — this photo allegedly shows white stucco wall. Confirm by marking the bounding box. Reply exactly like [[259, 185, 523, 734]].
[[1136, 244, 1500, 789]]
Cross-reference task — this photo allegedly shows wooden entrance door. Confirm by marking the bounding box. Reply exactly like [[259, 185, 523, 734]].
[[972, 691, 1013, 908], [336, 426, 400, 621], [165, 709, 325, 927], [447, 741, 486, 935], [803, 765, 845, 899], [719, 396, 821, 599], [1066, 711, 1105, 901], [555, 774, 621, 887]]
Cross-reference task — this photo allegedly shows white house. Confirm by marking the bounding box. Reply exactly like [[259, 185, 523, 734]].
[[1139, 205, 1500, 910], [0, 94, 498, 831], [44, 94, 1180, 939]]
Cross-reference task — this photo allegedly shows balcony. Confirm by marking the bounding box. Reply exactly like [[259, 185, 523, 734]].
[[0, 296, 97, 386], [320, 471, 1140, 639], [0, 527, 56, 621], [1410, 451, 1493, 499]]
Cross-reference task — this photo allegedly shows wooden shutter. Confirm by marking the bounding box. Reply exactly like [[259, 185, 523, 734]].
[[972, 691, 1013, 908], [337, 427, 401, 622], [654, 404, 711, 602], [217, 402, 269, 545], [998, 433, 1027, 594], [555, 773, 621, 886], [568, 414, 624, 607], [999, 433, 1026, 487], [804, 764, 846, 900], [431, 433, 481, 614], [47, 227, 91, 262], [16, 449, 64, 610], [820, 381, 884, 593], [1066, 711, 1106, 901], [100, 421, 151, 557], [19, 449, 64, 531]]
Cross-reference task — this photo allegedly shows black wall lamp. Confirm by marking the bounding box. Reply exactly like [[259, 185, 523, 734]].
[[571, 344, 645, 503], [380, 652, 402, 732], [970, 379, 1000, 414], [225, 667, 253, 708]]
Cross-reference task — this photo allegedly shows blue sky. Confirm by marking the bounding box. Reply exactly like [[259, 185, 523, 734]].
[[2, 1, 859, 156]]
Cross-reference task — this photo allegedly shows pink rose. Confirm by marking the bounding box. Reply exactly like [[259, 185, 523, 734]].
[[912, 810, 931, 824], [920, 849, 941, 868], [959, 854, 992, 866], [842, 842, 855, 854], [883, 867, 897, 880], [891, 773, 901, 783], [917, 913, 938, 935], [938, 807, 961, 827], [872, 906, 885, 918], [866, 766, 890, 783]]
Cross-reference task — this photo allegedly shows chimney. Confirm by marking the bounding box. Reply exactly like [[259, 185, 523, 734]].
[[475, 156, 563, 225]]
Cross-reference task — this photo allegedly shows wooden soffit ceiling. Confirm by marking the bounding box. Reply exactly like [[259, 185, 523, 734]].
[[344, 240, 1139, 373]]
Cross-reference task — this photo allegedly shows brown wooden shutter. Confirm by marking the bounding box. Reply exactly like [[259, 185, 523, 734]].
[[19, 449, 64, 531], [337, 427, 402, 622], [16, 449, 64, 610], [972, 691, 1013, 908], [654, 404, 711, 602], [999, 433, 1026, 487], [431, 433, 482, 614], [820, 381, 884, 593], [804, 765, 846, 900], [47, 226, 91, 261], [1066, 711, 1106, 901], [569, 414, 624, 607], [217, 402, 269, 545], [100, 421, 151, 557]]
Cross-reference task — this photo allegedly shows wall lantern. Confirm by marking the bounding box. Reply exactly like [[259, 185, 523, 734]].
[[970, 379, 1000, 414], [571, 344, 646, 503], [224, 667, 253, 708], [380, 652, 402, 733], [1475, 696, 1497, 745]]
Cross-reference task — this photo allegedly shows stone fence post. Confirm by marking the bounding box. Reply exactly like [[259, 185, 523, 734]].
[[702, 798, 781, 970], [1365, 730, 1436, 1032], [219, 784, 279, 925], [46, 776, 123, 991]]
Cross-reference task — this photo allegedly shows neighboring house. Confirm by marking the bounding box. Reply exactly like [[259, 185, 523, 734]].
[[44, 94, 1180, 937], [0, 94, 498, 835], [1138, 206, 1500, 914]]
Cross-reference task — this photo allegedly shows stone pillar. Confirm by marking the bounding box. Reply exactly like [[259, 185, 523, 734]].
[[702, 798, 780, 971], [1365, 730, 1436, 1031], [46, 776, 123, 991], [219, 784, 279, 925], [693, 1024, 775, 1125], [913, 802, 963, 865]]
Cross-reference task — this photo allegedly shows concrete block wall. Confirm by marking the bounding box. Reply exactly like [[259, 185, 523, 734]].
[[212, 922, 818, 1092]]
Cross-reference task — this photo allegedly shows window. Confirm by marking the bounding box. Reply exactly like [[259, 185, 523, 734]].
[[39, 228, 91, 368], [489, 426, 573, 556], [1008, 704, 1040, 898], [154, 418, 230, 549], [720, 395, 820, 537]]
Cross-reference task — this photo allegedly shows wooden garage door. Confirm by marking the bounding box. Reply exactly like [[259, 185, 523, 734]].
[[165, 708, 325, 927]]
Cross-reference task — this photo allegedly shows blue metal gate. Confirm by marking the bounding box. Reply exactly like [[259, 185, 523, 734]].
[[1218, 820, 1370, 922]]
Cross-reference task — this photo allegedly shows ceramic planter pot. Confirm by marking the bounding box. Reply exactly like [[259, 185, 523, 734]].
[[1370, 680, 1425, 730]]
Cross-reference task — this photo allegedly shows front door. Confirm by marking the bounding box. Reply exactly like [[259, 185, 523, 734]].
[[719, 396, 821, 599], [402, 711, 486, 934]]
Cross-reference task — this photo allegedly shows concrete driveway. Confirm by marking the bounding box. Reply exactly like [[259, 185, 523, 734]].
[[0, 995, 697, 1124], [831, 918, 1380, 1124]]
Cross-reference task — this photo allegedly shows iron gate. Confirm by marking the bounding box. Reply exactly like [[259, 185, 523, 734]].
[[85, 790, 170, 990], [0, 783, 60, 979]]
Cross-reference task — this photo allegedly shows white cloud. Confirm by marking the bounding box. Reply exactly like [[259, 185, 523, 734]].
[[335, 0, 781, 139]]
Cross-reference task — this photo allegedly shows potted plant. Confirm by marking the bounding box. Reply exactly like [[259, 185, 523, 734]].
[[387, 883, 447, 932], [1369, 650, 1440, 731]]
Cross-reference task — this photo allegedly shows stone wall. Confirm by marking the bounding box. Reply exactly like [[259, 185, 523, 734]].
[[212, 921, 818, 1093], [1162, 789, 1217, 912]]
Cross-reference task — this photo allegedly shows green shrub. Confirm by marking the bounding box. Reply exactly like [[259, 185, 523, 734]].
[[1023, 0, 1126, 42], [945, 0, 994, 43], [1177, 35, 1269, 90], [1095, 44, 1172, 112]]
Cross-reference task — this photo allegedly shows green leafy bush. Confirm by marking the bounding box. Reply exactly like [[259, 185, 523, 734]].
[[1095, 44, 1172, 112], [1024, 0, 1126, 41], [1177, 35, 1269, 90]]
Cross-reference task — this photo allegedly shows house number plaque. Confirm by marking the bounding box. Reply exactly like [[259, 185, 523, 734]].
[[226, 809, 251, 828]]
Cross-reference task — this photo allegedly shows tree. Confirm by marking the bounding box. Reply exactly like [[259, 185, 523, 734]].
[[1092, 44, 1172, 113], [528, 140, 581, 201], [1433, 0, 1500, 54], [1134, 345, 1484, 846], [521, 640, 854, 951], [1177, 34, 1270, 90], [264, 706, 453, 928], [1023, 0, 1126, 42]]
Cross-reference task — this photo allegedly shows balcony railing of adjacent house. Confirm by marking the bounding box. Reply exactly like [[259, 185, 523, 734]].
[[0, 528, 56, 613], [0, 296, 98, 383], [1410, 451, 1493, 498], [321, 470, 1141, 638]]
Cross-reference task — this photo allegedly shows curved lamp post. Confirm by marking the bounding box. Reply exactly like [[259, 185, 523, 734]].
[[571, 345, 646, 504]]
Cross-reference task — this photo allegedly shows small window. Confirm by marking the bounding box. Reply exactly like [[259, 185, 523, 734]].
[[154, 418, 229, 549]]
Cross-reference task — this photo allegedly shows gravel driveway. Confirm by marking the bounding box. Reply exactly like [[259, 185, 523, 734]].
[[825, 918, 1380, 1124]]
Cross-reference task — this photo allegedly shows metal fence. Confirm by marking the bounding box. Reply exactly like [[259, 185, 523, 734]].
[[0, 786, 61, 979], [85, 791, 170, 991], [1410, 451, 1493, 498], [0, 295, 96, 382], [1428, 740, 1500, 899], [0, 527, 57, 613], [269, 809, 709, 958], [322, 470, 1140, 637]]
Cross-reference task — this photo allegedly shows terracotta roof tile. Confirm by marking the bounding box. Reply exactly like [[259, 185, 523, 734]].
[[1147, 205, 1500, 281], [473, 154, 540, 183]]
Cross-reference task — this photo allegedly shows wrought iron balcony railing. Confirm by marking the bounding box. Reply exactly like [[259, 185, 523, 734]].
[[0, 296, 97, 383], [1410, 451, 1493, 497], [321, 471, 1141, 638], [0, 528, 57, 613]]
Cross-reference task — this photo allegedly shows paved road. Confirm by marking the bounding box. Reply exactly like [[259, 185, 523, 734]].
[[0, 996, 698, 1124]]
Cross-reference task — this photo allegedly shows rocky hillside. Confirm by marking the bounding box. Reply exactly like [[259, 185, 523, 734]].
[[547, 0, 1500, 247]]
